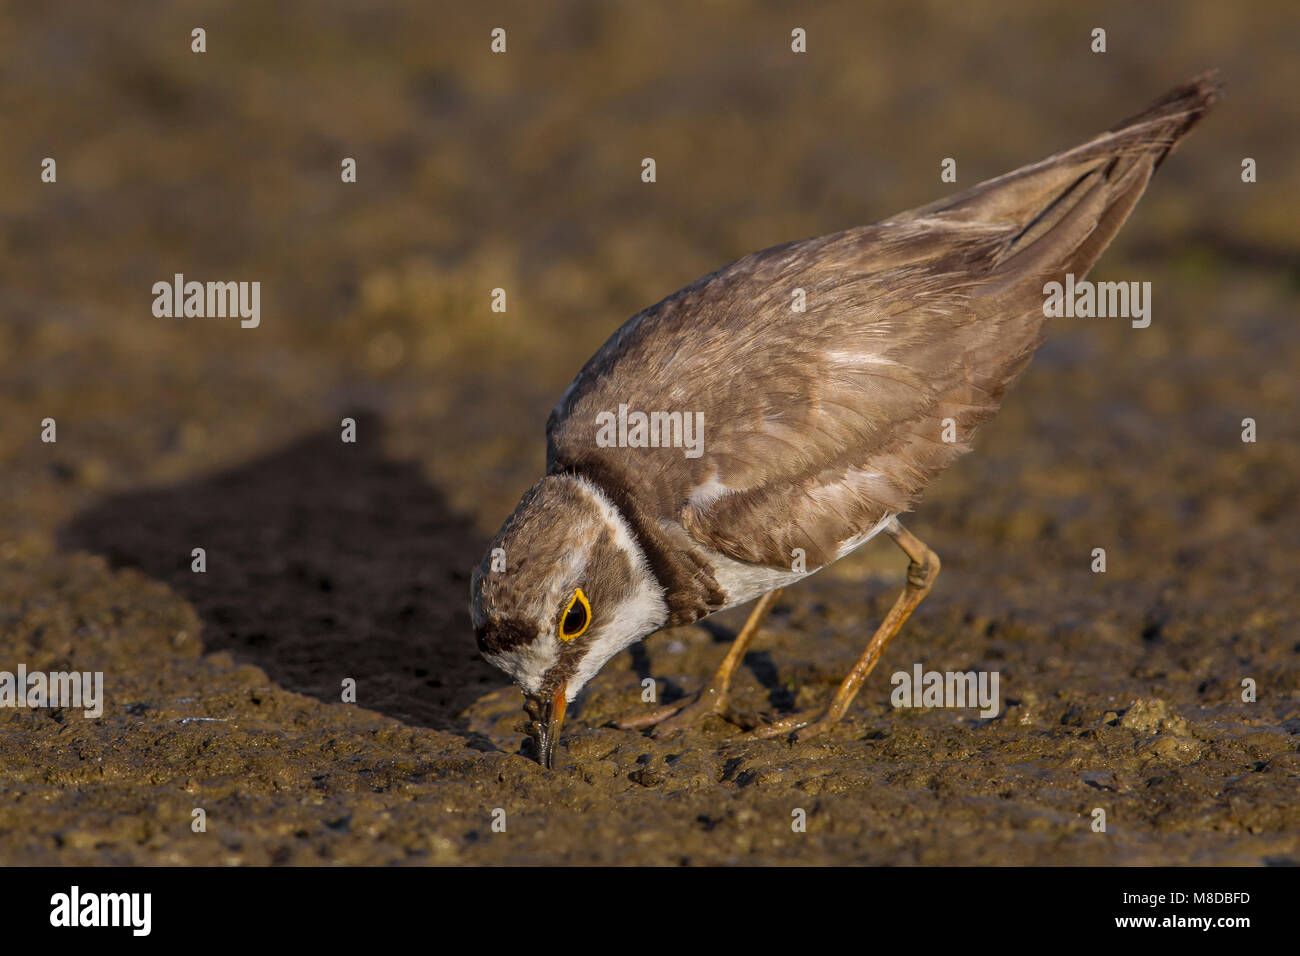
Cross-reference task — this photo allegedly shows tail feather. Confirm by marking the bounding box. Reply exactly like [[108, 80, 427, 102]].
[[1102, 69, 1223, 172], [895, 71, 1221, 288]]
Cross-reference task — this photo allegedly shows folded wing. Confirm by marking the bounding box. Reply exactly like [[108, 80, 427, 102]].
[[548, 73, 1220, 570]]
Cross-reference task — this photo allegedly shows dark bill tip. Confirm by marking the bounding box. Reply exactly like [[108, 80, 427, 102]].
[[524, 686, 568, 769]]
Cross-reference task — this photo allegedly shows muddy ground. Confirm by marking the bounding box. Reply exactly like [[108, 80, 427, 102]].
[[1, 0, 1297, 865]]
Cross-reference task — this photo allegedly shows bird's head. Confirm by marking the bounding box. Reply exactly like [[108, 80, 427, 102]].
[[470, 474, 667, 768]]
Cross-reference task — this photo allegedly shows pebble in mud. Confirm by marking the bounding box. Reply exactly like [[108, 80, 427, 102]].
[[1119, 698, 1189, 735]]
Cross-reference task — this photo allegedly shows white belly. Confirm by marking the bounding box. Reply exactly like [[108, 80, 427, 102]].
[[699, 512, 896, 612]]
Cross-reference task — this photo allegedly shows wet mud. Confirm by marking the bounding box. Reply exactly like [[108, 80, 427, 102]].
[[1, 1, 1297, 864]]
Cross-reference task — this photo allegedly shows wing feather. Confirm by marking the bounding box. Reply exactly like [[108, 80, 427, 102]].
[[548, 73, 1219, 570]]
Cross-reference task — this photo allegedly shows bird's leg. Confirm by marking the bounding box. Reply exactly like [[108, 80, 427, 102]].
[[753, 518, 939, 742], [614, 588, 783, 736]]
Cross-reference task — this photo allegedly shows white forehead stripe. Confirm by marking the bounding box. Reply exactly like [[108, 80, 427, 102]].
[[485, 640, 558, 695]]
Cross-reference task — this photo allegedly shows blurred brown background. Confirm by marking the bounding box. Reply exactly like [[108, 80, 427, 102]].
[[0, 0, 1296, 865]]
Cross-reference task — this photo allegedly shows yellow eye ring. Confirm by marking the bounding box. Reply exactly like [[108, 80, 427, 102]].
[[558, 587, 591, 641]]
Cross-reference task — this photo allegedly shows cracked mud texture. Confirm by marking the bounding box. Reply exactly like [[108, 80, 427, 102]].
[[2, 0, 1298, 865]]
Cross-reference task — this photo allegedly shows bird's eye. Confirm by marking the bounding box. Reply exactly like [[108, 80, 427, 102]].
[[558, 587, 591, 641]]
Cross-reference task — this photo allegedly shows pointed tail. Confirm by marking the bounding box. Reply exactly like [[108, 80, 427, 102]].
[[900, 71, 1222, 288]]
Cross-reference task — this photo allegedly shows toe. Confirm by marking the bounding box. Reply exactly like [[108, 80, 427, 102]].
[[648, 698, 719, 737], [791, 720, 831, 742], [750, 710, 817, 739], [613, 700, 689, 730]]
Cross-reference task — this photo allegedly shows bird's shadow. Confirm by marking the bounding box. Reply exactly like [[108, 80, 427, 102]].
[[58, 412, 502, 734]]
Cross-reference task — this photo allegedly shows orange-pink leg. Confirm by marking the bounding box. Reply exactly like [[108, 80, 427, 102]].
[[753, 518, 940, 741]]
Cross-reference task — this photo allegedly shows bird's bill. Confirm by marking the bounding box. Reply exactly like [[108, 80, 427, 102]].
[[527, 685, 568, 769]]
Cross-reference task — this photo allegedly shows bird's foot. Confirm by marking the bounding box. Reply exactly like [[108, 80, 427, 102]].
[[749, 707, 841, 742], [614, 687, 760, 737]]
